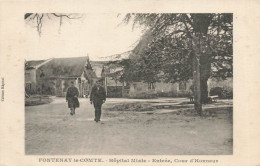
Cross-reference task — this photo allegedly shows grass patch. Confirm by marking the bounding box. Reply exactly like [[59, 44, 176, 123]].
[[106, 102, 156, 112], [105, 100, 233, 121], [25, 95, 53, 106], [128, 91, 158, 99]]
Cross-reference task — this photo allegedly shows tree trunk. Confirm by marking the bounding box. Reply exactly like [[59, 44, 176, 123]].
[[200, 77, 208, 103], [122, 81, 125, 97], [200, 53, 211, 103], [191, 14, 212, 115], [192, 51, 202, 116]]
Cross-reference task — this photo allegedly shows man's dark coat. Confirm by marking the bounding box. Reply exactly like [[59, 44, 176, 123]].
[[90, 86, 106, 103], [90, 85, 106, 121]]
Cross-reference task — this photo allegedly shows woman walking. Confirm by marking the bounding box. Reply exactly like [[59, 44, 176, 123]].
[[66, 81, 79, 115]]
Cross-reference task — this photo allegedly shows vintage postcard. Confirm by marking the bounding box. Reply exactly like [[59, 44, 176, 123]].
[[0, 0, 260, 166]]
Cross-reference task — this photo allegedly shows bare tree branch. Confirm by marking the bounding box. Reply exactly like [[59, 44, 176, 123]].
[[24, 13, 33, 19], [51, 13, 82, 19], [25, 13, 83, 36]]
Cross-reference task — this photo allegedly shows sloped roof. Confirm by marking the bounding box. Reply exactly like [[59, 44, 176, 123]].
[[25, 60, 46, 70], [99, 50, 132, 61], [93, 51, 134, 78], [38, 56, 89, 78], [27, 60, 45, 67]]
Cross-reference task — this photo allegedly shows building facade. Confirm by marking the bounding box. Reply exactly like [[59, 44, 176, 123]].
[[25, 56, 96, 97]]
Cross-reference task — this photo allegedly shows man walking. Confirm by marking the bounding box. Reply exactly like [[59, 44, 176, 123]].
[[90, 80, 106, 122], [66, 81, 80, 115]]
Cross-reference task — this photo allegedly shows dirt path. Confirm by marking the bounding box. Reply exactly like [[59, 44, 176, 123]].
[[25, 97, 232, 155]]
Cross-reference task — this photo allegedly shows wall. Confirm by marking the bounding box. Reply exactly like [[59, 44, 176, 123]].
[[208, 77, 233, 90], [129, 80, 193, 97], [25, 69, 37, 94], [107, 77, 233, 98]]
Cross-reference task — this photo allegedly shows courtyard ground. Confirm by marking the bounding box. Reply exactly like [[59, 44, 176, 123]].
[[25, 97, 233, 155]]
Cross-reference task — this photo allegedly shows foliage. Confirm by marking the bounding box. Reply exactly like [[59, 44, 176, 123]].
[[25, 95, 53, 106], [106, 103, 155, 112], [156, 91, 173, 97], [210, 87, 223, 96], [107, 86, 123, 98], [122, 13, 233, 83], [107, 59, 131, 83], [121, 13, 232, 112], [157, 91, 192, 98], [219, 88, 233, 99], [128, 90, 157, 99], [209, 87, 233, 99]]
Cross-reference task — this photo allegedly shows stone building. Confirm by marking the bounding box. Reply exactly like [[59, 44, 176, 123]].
[[25, 56, 96, 97]]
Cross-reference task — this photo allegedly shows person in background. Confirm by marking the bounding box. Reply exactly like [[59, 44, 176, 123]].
[[90, 80, 106, 122], [66, 81, 79, 115]]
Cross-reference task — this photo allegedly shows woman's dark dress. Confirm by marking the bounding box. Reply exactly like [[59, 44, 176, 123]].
[[66, 86, 79, 108]]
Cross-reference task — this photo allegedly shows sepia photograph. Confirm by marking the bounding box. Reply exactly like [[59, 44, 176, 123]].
[[2, 0, 260, 165], [23, 13, 233, 155]]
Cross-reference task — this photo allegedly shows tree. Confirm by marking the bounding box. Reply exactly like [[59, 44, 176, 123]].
[[24, 13, 83, 36], [122, 13, 233, 115], [106, 58, 139, 84]]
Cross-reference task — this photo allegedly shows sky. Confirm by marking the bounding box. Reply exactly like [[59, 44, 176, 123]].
[[25, 13, 144, 61]]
